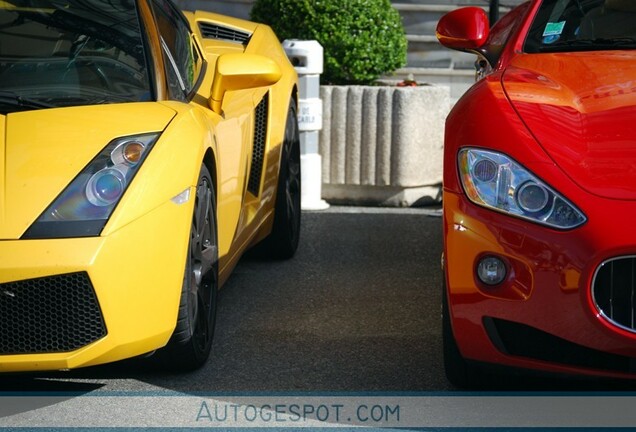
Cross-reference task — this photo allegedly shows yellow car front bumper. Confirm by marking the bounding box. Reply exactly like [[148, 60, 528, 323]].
[[0, 191, 193, 372]]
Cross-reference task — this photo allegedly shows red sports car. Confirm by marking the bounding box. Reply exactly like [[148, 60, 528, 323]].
[[437, 0, 636, 386]]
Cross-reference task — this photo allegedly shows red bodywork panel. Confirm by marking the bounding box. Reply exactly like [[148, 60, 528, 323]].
[[441, 0, 636, 379]]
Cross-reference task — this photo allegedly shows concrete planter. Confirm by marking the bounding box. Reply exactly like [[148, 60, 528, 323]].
[[319, 85, 450, 207]]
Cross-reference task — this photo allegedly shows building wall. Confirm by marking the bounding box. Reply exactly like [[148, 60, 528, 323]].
[[176, 0, 254, 19]]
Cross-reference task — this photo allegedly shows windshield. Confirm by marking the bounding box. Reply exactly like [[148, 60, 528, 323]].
[[525, 0, 636, 53], [0, 0, 152, 114]]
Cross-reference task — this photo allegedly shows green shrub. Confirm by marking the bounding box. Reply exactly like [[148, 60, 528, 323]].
[[250, 0, 407, 85]]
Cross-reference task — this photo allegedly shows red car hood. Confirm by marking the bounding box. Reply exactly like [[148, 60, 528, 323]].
[[503, 52, 636, 200]]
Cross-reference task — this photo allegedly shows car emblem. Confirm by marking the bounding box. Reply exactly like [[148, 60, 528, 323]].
[[2, 290, 15, 298]]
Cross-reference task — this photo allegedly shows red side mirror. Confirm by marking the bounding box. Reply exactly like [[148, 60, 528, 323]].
[[436, 7, 490, 51]]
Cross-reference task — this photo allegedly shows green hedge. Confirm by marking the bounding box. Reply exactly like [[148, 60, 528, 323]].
[[251, 0, 407, 85]]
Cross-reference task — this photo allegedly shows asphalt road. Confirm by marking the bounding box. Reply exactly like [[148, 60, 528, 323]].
[[1, 206, 633, 398]]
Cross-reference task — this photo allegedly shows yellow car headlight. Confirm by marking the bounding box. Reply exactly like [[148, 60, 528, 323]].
[[23, 133, 160, 239]]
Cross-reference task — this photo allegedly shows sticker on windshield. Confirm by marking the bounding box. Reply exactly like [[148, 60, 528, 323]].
[[542, 21, 565, 44], [543, 21, 566, 37]]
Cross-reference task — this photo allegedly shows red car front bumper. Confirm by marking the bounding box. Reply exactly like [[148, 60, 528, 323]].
[[444, 190, 636, 379]]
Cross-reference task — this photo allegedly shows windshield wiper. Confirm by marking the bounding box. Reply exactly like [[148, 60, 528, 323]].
[[538, 38, 636, 52], [0, 91, 54, 110]]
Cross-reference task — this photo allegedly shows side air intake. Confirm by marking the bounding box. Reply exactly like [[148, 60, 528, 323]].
[[198, 22, 251, 44], [248, 95, 269, 196]]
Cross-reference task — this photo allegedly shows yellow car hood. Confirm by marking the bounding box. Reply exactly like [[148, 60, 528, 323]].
[[0, 103, 176, 240]]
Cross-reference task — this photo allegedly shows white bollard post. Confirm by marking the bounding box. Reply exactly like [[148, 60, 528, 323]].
[[283, 39, 329, 210]]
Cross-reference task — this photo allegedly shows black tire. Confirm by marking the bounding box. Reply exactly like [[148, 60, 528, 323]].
[[254, 100, 301, 259], [442, 279, 482, 388], [158, 164, 218, 371]]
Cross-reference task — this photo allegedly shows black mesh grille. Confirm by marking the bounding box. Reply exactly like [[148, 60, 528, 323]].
[[248, 95, 269, 196], [485, 317, 634, 373], [198, 22, 251, 44], [0, 272, 106, 354], [593, 257, 636, 332]]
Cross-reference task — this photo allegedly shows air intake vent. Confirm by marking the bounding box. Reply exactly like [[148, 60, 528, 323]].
[[248, 95, 269, 196], [485, 317, 633, 373], [0, 272, 106, 354], [198, 22, 251, 44], [593, 256, 636, 333]]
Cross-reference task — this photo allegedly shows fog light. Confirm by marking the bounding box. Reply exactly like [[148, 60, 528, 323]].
[[477, 256, 507, 286]]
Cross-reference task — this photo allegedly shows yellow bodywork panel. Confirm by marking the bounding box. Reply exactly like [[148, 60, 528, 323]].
[[186, 15, 298, 279], [0, 195, 192, 371], [1, 103, 176, 239]]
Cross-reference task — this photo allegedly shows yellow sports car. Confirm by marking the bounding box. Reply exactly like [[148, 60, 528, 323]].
[[0, 0, 299, 372]]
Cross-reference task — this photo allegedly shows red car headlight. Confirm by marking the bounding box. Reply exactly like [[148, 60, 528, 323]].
[[458, 148, 586, 230]]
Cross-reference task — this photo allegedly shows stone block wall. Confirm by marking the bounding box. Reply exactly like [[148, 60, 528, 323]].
[[319, 85, 450, 206]]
